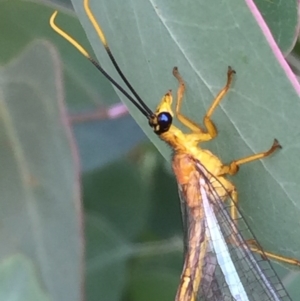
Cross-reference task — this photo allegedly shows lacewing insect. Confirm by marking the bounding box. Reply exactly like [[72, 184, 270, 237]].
[[50, 1, 300, 300]]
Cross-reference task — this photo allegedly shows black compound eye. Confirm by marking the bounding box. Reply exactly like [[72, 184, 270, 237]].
[[157, 112, 172, 133]]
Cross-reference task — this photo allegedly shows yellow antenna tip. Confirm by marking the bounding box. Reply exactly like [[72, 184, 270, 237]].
[[49, 10, 90, 59], [50, 11, 58, 26]]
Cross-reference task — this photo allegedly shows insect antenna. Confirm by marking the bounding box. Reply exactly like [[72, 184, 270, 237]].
[[49, 0, 154, 119]]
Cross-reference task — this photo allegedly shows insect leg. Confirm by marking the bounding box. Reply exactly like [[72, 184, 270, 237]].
[[216, 139, 280, 219], [218, 142, 300, 266], [203, 66, 236, 139], [219, 139, 281, 176], [173, 67, 206, 133], [173, 66, 235, 142], [247, 239, 300, 266], [218, 178, 300, 267], [216, 177, 239, 222]]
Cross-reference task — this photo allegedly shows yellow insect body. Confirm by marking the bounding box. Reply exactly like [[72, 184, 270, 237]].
[[152, 67, 280, 300]]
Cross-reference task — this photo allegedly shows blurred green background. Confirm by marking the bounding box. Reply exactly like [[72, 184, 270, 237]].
[[1, 0, 300, 301]]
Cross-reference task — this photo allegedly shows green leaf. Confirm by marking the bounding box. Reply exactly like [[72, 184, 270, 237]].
[[0, 41, 82, 300], [83, 159, 152, 240], [72, 0, 300, 297], [0, 255, 50, 301], [128, 269, 179, 301], [85, 213, 132, 301], [83, 157, 158, 300], [254, 0, 298, 53]]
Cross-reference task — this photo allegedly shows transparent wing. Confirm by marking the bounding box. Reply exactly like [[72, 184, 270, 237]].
[[178, 186, 189, 257], [177, 184, 212, 301], [178, 180, 225, 301], [194, 161, 292, 301], [176, 160, 292, 301], [200, 249, 224, 301]]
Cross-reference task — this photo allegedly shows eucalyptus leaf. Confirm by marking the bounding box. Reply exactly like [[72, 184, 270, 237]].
[[0, 41, 82, 301], [0, 255, 50, 301], [85, 213, 132, 301], [71, 0, 300, 297], [254, 0, 299, 54]]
